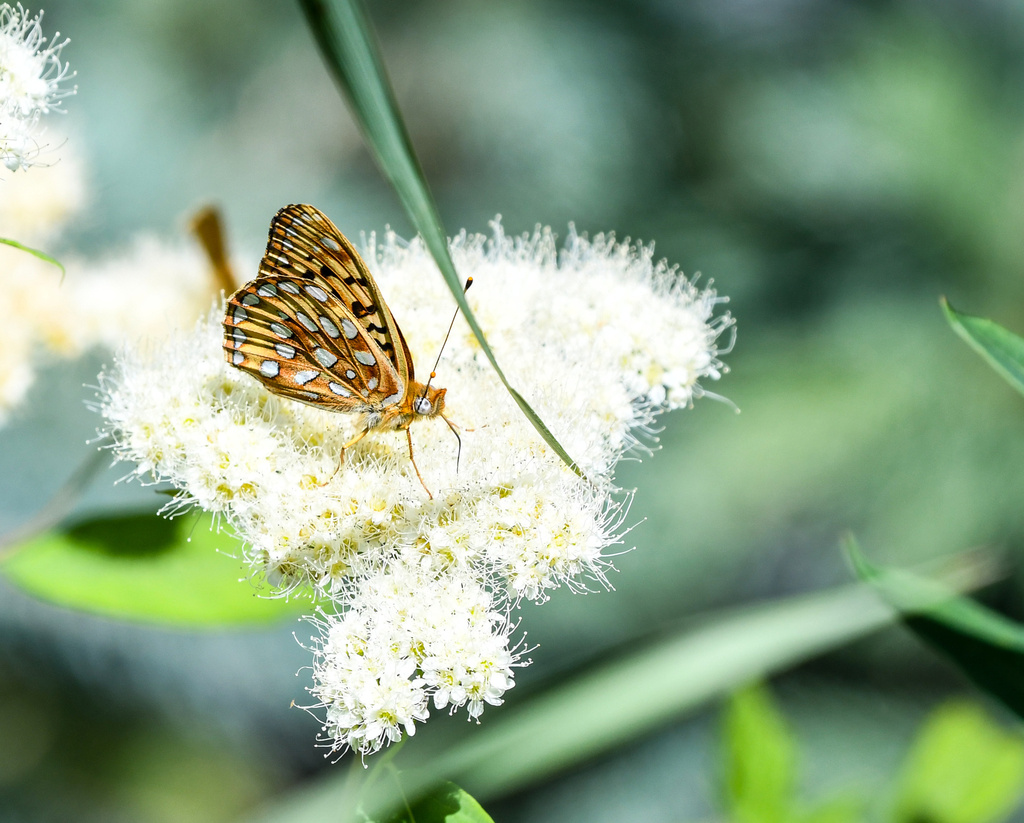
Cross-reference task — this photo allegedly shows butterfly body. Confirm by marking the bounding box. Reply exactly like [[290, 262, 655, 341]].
[[222, 205, 450, 490], [359, 380, 446, 433]]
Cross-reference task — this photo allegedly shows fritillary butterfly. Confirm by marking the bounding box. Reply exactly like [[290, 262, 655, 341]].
[[222, 204, 457, 495]]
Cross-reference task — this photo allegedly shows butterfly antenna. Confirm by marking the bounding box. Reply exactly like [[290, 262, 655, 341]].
[[422, 277, 473, 397]]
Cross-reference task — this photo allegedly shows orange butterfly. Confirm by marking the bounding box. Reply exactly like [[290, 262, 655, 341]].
[[222, 204, 462, 496]]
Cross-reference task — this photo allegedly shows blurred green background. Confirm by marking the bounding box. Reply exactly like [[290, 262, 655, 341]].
[[3, 0, 1024, 820]]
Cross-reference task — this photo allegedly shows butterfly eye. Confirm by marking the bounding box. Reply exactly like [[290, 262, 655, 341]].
[[413, 397, 432, 415]]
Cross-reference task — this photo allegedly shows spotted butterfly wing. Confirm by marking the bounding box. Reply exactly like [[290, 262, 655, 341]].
[[223, 204, 412, 412]]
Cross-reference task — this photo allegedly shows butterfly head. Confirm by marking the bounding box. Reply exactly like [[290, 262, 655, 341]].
[[413, 385, 447, 418]]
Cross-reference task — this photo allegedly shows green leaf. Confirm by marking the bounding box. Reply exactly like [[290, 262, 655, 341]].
[[380, 782, 494, 823], [296, 0, 583, 478], [894, 701, 1024, 823], [0, 510, 307, 626], [846, 538, 1024, 721], [252, 581, 914, 823], [724, 684, 798, 823], [0, 237, 66, 281], [941, 297, 1024, 397]]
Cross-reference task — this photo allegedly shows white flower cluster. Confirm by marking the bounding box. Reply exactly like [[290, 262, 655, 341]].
[[0, 228, 222, 427], [99, 222, 733, 756], [0, 139, 81, 423], [314, 566, 519, 754], [0, 3, 75, 172]]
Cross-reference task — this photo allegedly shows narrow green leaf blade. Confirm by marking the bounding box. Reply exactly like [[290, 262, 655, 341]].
[[941, 297, 1024, 397], [894, 701, 1024, 823], [724, 685, 798, 823], [0, 237, 66, 280], [1, 510, 305, 626], [296, 0, 583, 477], [379, 783, 494, 823], [847, 539, 1024, 720]]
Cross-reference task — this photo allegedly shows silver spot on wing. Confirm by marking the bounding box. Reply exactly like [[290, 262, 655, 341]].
[[314, 348, 338, 368], [305, 285, 329, 303], [320, 316, 341, 338]]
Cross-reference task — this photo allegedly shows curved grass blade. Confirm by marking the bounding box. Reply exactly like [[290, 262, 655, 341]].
[[942, 297, 1024, 397], [1, 237, 66, 282], [297, 0, 583, 477], [846, 537, 1024, 721]]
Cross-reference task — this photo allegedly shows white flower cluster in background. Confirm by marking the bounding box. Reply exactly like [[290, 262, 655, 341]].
[[0, 124, 226, 427], [0, 140, 83, 425], [0, 3, 75, 172], [99, 221, 734, 756]]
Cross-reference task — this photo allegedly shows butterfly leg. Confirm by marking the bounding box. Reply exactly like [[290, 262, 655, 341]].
[[406, 428, 433, 500], [340, 427, 370, 461], [318, 428, 370, 487]]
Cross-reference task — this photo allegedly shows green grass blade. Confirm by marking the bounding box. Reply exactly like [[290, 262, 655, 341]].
[[297, 0, 583, 477], [0, 237, 66, 281], [847, 537, 1024, 721], [942, 297, 1024, 397]]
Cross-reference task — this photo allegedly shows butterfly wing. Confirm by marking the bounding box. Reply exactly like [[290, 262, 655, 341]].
[[222, 205, 411, 412], [260, 204, 414, 386]]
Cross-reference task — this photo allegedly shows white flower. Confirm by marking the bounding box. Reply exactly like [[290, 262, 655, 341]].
[[0, 3, 75, 172], [98, 220, 734, 755]]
